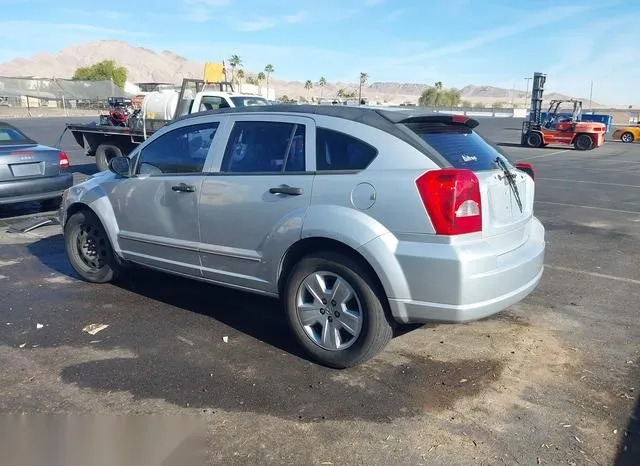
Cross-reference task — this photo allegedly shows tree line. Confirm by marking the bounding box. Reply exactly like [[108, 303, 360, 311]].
[[72, 58, 481, 108]]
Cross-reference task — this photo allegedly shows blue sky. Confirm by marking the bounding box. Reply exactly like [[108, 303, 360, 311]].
[[0, 0, 638, 105]]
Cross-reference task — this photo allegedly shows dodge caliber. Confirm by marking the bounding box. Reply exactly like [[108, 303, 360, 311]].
[[60, 105, 545, 368]]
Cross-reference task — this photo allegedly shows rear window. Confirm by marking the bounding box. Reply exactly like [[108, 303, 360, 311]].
[[0, 125, 35, 145], [405, 122, 510, 170]]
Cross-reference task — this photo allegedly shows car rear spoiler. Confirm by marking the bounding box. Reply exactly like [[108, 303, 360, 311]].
[[395, 114, 480, 129]]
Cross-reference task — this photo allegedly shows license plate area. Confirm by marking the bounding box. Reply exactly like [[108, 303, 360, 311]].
[[10, 162, 43, 177]]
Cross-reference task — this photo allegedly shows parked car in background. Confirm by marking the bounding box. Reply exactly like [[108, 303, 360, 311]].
[[0, 121, 72, 209], [59, 105, 545, 369], [611, 125, 640, 143]]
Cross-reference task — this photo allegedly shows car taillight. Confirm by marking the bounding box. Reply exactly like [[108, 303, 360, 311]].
[[415, 169, 482, 235], [59, 151, 69, 168], [515, 162, 535, 180]]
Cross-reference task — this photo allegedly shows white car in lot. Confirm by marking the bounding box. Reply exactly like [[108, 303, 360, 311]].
[[59, 105, 545, 368]]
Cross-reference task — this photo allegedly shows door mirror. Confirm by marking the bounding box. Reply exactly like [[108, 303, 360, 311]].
[[108, 156, 131, 177]]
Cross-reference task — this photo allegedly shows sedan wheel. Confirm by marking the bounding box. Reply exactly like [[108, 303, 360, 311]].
[[283, 251, 393, 369], [621, 132, 634, 143]]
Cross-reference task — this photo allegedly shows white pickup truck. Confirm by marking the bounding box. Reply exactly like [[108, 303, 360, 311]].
[[63, 79, 271, 171]]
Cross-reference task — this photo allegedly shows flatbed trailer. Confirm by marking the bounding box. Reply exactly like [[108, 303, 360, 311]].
[[60, 78, 252, 171], [63, 119, 168, 171]]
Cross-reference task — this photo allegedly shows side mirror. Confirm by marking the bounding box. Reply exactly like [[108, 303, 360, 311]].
[[108, 156, 131, 177], [515, 162, 535, 181]]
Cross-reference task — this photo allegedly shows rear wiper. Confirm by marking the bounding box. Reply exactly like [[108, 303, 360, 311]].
[[495, 157, 523, 213]]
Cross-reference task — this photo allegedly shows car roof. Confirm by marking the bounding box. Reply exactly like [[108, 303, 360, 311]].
[[172, 104, 479, 130], [166, 105, 479, 169]]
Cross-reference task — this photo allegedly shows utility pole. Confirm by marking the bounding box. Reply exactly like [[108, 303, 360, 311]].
[[524, 77, 532, 109], [588, 80, 593, 112]]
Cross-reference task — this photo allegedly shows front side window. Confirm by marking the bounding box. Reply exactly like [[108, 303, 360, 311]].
[[137, 122, 219, 175], [220, 121, 306, 173]]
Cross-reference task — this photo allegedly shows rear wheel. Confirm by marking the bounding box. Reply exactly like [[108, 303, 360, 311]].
[[64, 209, 121, 283], [574, 134, 593, 151], [621, 132, 634, 143], [525, 131, 543, 148], [283, 251, 394, 369], [95, 143, 123, 172]]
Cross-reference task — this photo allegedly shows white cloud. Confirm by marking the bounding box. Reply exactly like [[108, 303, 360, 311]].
[[234, 18, 277, 32], [283, 11, 306, 23], [0, 20, 152, 38], [382, 8, 404, 23]]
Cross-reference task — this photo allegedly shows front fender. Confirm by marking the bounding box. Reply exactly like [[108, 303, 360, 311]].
[[61, 172, 123, 256]]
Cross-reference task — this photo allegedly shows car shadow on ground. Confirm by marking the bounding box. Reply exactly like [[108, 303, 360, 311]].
[[26, 234, 430, 362], [23, 234, 505, 423], [615, 392, 639, 465]]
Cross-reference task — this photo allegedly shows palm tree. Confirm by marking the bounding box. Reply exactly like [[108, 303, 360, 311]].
[[264, 64, 274, 97], [229, 54, 242, 83], [358, 72, 368, 105], [257, 72, 266, 95], [318, 77, 327, 101], [236, 69, 245, 91], [304, 80, 313, 101]]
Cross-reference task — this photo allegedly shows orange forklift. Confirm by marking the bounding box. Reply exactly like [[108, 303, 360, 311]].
[[521, 72, 606, 151]]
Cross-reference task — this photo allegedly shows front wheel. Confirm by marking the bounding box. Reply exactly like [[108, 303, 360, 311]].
[[64, 209, 121, 283], [525, 131, 543, 148], [283, 251, 394, 369]]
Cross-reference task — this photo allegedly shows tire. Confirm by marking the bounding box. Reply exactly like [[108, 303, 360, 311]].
[[95, 143, 123, 172], [574, 134, 593, 151], [40, 196, 62, 211], [283, 250, 394, 369], [64, 209, 121, 283], [621, 132, 634, 143], [525, 131, 543, 148]]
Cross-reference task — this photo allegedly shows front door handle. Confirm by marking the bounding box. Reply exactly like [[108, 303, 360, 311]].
[[172, 183, 195, 193], [269, 185, 303, 196]]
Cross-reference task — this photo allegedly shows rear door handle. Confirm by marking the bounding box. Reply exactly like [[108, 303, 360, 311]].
[[172, 183, 195, 193], [269, 185, 303, 196]]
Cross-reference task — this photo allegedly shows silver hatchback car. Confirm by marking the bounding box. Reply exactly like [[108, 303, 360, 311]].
[[60, 105, 545, 368]]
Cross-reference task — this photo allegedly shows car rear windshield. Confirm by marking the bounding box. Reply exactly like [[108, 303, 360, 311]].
[[405, 122, 511, 171], [0, 124, 36, 145]]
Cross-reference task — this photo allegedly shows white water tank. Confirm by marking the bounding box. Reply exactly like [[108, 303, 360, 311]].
[[142, 91, 179, 120]]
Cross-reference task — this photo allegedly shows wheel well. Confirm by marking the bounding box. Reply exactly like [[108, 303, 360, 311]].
[[63, 203, 95, 227], [277, 237, 389, 303]]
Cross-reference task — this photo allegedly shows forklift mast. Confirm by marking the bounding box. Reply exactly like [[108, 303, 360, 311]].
[[529, 72, 546, 128]]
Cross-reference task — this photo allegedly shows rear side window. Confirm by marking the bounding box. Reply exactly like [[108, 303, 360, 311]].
[[316, 128, 377, 171], [220, 121, 306, 173], [405, 123, 507, 171]]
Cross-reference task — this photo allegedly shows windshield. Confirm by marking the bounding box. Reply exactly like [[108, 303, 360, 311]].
[[229, 96, 269, 107], [404, 122, 513, 171], [0, 124, 36, 145]]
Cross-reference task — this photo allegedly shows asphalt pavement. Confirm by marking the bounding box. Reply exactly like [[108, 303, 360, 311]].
[[0, 116, 638, 465]]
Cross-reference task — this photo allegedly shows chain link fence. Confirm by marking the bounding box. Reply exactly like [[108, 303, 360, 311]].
[[0, 76, 129, 111]]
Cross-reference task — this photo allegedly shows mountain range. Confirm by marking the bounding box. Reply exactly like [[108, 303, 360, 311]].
[[0, 40, 603, 107]]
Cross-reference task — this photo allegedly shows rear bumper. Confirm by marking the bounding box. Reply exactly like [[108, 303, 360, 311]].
[[0, 173, 73, 205], [374, 217, 545, 324]]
